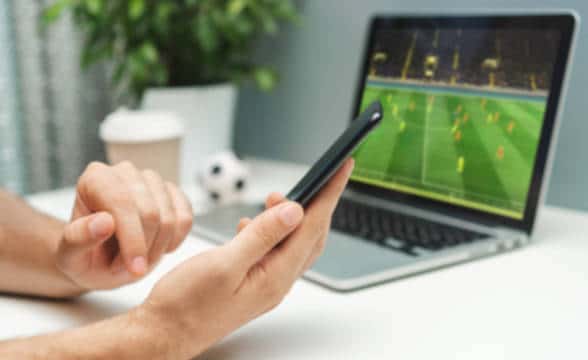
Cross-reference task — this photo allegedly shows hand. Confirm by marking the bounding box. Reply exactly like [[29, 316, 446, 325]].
[[236, 191, 324, 272], [141, 159, 354, 359], [56, 161, 193, 291]]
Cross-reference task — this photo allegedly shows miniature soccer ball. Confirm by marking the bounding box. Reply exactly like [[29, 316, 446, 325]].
[[197, 151, 250, 205]]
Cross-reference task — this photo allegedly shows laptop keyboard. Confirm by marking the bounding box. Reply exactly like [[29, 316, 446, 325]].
[[332, 198, 488, 255]]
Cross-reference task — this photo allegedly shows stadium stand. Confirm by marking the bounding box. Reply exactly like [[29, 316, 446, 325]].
[[370, 29, 559, 91]]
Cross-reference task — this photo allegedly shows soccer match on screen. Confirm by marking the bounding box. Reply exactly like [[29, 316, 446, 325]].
[[352, 28, 560, 219]]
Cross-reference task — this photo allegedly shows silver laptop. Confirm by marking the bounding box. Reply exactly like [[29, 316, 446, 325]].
[[194, 13, 578, 291]]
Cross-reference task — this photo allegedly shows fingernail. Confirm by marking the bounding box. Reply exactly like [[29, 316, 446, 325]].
[[279, 203, 303, 227], [131, 256, 148, 275], [89, 213, 111, 239]]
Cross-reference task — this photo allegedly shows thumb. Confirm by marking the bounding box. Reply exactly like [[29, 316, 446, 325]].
[[225, 201, 304, 270], [59, 212, 115, 270]]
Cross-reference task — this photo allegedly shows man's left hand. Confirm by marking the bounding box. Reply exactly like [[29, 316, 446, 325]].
[[55, 161, 193, 291]]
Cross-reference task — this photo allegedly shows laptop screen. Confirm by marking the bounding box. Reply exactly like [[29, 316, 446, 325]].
[[351, 17, 569, 220]]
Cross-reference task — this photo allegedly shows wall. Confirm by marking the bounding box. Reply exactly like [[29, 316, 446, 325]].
[[234, 0, 588, 211]]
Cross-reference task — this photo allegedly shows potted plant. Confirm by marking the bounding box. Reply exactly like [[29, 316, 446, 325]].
[[43, 0, 299, 183]]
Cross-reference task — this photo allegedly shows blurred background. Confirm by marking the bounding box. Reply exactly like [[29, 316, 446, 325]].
[[1, 0, 587, 212]]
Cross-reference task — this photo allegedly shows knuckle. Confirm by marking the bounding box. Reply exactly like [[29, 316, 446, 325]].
[[79, 162, 107, 187], [110, 188, 133, 205], [142, 206, 161, 224], [143, 168, 162, 182], [142, 168, 156, 176], [178, 213, 193, 232], [116, 160, 135, 170], [167, 240, 181, 253], [160, 213, 176, 230], [84, 161, 107, 174]]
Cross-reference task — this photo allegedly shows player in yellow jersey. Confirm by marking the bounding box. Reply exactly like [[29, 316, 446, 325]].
[[457, 156, 465, 173], [409, 100, 416, 112]]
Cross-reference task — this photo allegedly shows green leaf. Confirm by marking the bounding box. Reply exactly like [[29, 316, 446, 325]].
[[129, 0, 146, 20], [139, 42, 158, 64], [274, 0, 300, 23], [253, 67, 278, 91], [42, 0, 301, 96], [156, 3, 174, 19], [250, 5, 278, 34], [152, 64, 169, 85], [129, 51, 148, 81], [84, 0, 101, 16], [195, 15, 219, 53], [80, 44, 111, 68], [227, 0, 246, 17], [233, 16, 254, 36], [41, 0, 73, 25]]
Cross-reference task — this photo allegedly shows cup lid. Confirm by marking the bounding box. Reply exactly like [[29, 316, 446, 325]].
[[99, 108, 184, 143]]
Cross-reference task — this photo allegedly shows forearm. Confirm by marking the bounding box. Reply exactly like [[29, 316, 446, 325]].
[[0, 190, 84, 298], [0, 306, 193, 360]]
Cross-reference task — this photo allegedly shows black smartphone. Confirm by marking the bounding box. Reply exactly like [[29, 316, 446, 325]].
[[286, 100, 383, 207]]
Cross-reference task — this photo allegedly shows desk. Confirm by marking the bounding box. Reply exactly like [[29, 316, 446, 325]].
[[1, 158, 587, 359]]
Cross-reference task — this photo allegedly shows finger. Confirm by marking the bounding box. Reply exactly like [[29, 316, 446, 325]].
[[305, 158, 354, 216], [142, 170, 176, 263], [266, 159, 354, 281], [237, 217, 252, 233], [165, 181, 193, 253], [265, 192, 286, 209], [113, 162, 160, 250], [77, 162, 148, 276], [224, 201, 304, 272], [58, 212, 115, 272]]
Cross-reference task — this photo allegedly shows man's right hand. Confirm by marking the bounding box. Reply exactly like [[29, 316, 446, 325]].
[[140, 159, 354, 359]]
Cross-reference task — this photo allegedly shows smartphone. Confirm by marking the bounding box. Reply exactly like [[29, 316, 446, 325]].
[[286, 100, 383, 207]]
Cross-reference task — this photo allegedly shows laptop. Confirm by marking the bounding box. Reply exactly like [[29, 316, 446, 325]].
[[194, 13, 578, 291]]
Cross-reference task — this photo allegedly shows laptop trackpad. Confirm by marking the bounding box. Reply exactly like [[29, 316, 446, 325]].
[[194, 204, 415, 282], [311, 230, 415, 281], [193, 204, 263, 241]]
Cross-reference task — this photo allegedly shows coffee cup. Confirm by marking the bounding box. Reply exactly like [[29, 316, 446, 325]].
[[99, 108, 184, 184]]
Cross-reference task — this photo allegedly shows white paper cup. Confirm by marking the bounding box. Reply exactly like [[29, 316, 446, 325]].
[[100, 109, 184, 184]]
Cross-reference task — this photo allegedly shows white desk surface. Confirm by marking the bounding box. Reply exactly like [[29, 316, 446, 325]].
[[1, 158, 587, 360]]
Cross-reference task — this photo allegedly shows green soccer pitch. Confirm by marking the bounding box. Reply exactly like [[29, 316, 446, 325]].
[[351, 83, 546, 219]]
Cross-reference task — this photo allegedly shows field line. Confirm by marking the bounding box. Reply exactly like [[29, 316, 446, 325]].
[[354, 167, 525, 207], [421, 96, 433, 183], [350, 174, 524, 219]]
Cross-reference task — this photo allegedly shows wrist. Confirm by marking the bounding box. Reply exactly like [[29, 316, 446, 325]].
[[136, 301, 205, 359]]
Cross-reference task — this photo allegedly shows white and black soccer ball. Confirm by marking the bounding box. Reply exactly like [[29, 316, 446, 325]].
[[197, 151, 250, 205]]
